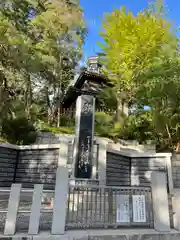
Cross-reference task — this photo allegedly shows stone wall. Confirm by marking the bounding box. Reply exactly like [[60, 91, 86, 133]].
[[36, 132, 156, 152], [35, 132, 74, 145], [0, 145, 18, 187], [171, 153, 180, 188], [0, 142, 99, 188], [108, 142, 156, 153], [106, 149, 167, 187], [0, 144, 62, 189], [131, 156, 166, 186], [106, 152, 130, 186], [0, 141, 173, 189], [15, 148, 59, 189]]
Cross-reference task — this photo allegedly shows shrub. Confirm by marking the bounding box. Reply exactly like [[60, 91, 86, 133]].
[[2, 117, 37, 145], [95, 112, 113, 137], [108, 121, 122, 139], [0, 137, 8, 143], [45, 127, 74, 135], [119, 113, 155, 143], [60, 115, 75, 127]]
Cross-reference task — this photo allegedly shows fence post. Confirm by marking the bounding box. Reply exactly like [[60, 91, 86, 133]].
[[51, 167, 69, 235], [151, 172, 170, 232], [28, 184, 43, 235], [4, 184, 21, 235]]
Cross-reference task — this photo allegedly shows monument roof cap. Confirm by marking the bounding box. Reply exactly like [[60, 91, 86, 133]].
[[62, 70, 112, 108]]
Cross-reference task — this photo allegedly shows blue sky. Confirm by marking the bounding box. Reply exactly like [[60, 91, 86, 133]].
[[80, 0, 180, 63]]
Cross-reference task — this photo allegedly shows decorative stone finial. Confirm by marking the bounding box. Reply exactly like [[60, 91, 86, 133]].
[[87, 56, 101, 73]]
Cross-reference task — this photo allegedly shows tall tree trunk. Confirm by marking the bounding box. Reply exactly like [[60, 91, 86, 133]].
[[116, 94, 129, 121], [0, 72, 14, 135], [46, 86, 51, 124], [0, 86, 3, 137], [57, 84, 61, 128], [57, 63, 63, 127], [165, 123, 173, 149], [25, 74, 32, 119]]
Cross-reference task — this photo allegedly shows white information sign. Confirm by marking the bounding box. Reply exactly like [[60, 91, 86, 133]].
[[132, 195, 146, 222], [116, 195, 130, 223]]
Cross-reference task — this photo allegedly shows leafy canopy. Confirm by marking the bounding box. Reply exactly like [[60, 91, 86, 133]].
[[99, 2, 177, 102], [0, 0, 85, 142]]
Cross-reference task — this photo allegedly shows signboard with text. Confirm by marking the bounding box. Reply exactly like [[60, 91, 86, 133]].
[[132, 195, 146, 222], [116, 195, 130, 223]]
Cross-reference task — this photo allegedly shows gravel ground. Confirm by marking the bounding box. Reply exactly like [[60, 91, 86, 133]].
[[0, 194, 53, 233]]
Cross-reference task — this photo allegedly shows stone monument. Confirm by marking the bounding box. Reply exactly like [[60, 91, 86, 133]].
[[62, 56, 111, 179]]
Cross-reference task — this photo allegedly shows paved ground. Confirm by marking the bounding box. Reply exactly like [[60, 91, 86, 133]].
[[0, 229, 179, 240]]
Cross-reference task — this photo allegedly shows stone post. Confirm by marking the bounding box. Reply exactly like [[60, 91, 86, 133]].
[[28, 184, 44, 235], [58, 141, 69, 167], [4, 184, 21, 235], [151, 172, 170, 232], [165, 154, 173, 194], [52, 167, 69, 235], [96, 138, 108, 186], [172, 189, 180, 231]]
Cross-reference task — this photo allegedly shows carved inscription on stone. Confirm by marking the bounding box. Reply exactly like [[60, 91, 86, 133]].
[[74, 95, 95, 178]]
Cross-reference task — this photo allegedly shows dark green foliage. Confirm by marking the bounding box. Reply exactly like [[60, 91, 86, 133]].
[[41, 126, 74, 135], [0, 137, 8, 143], [94, 110, 155, 143], [0, 0, 85, 133], [95, 111, 114, 137], [60, 115, 75, 127], [119, 112, 155, 143], [2, 117, 37, 145], [1, 0, 180, 152]]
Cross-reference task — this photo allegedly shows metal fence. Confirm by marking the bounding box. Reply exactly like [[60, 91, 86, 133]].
[[66, 184, 153, 229], [0, 182, 153, 234]]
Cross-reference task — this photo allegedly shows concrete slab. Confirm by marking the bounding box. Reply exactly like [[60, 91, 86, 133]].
[[33, 236, 69, 240], [0, 237, 32, 240], [0, 229, 180, 240]]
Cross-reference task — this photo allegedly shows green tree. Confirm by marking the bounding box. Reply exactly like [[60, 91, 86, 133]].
[[136, 59, 180, 150], [0, 0, 85, 134], [99, 1, 177, 120]]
